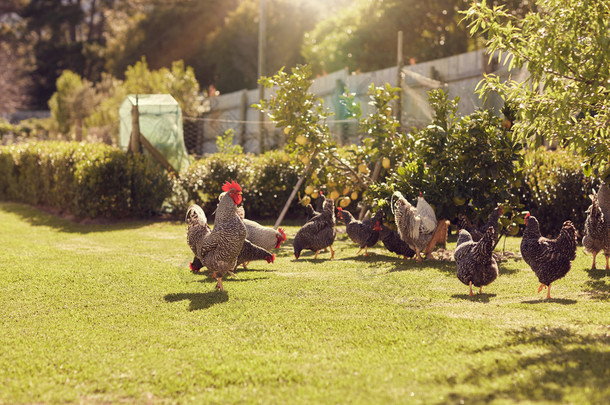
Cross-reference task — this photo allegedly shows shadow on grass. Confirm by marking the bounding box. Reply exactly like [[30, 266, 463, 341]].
[[584, 272, 610, 300], [0, 202, 162, 233], [451, 293, 497, 303], [521, 298, 577, 305], [164, 291, 229, 311], [443, 327, 610, 404]]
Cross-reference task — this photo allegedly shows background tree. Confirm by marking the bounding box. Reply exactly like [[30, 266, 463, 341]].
[[465, 0, 609, 180]]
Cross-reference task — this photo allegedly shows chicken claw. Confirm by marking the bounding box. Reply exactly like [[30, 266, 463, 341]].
[[469, 281, 474, 297]]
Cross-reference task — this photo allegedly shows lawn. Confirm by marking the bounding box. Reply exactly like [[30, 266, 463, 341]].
[[0, 202, 608, 404]]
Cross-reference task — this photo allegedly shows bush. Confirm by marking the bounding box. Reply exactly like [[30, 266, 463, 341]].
[[0, 142, 171, 219], [179, 150, 304, 220], [522, 147, 600, 236], [370, 90, 524, 224]]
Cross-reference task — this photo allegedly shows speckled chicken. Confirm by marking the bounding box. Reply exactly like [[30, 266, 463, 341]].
[[520, 214, 577, 299], [458, 205, 503, 242], [582, 181, 610, 270], [242, 217, 286, 252], [394, 191, 449, 262], [197, 181, 247, 292], [454, 227, 498, 296], [379, 224, 415, 259], [185, 204, 211, 272], [293, 196, 336, 259], [236, 240, 275, 269], [305, 203, 321, 222], [337, 208, 383, 256]]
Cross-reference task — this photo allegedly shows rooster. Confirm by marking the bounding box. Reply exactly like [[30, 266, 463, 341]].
[[393, 191, 449, 262], [293, 196, 336, 259], [197, 180, 247, 292], [379, 223, 415, 259], [458, 205, 503, 243], [337, 208, 383, 256], [454, 227, 498, 296], [582, 181, 610, 270], [520, 214, 577, 299]]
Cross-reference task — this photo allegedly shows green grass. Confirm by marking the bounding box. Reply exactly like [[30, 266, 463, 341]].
[[0, 202, 608, 404]]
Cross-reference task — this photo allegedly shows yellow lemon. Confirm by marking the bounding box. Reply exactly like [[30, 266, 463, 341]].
[[301, 196, 311, 206], [284, 126, 291, 135], [301, 156, 310, 165], [311, 191, 319, 199], [342, 187, 350, 195], [295, 134, 308, 145], [358, 163, 368, 173], [305, 185, 314, 195], [330, 190, 340, 200], [350, 191, 358, 200], [382, 157, 391, 169], [282, 153, 290, 163], [340, 197, 351, 207]]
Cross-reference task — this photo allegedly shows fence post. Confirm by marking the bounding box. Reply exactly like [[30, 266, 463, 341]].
[[128, 95, 141, 153], [239, 89, 248, 147], [396, 30, 404, 129]]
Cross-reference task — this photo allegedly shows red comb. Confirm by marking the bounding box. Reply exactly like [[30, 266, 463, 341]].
[[275, 228, 286, 248], [222, 180, 242, 193], [337, 207, 343, 211], [266, 254, 275, 263]]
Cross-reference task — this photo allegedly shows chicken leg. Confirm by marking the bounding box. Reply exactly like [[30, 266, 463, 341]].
[[538, 283, 551, 299], [605, 254, 610, 270], [330, 245, 335, 259], [591, 251, 598, 270], [469, 281, 474, 296]]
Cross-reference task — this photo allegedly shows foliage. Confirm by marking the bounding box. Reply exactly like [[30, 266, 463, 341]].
[[464, 0, 610, 180], [302, 0, 473, 75], [370, 89, 524, 224], [215, 129, 243, 156], [178, 150, 303, 219], [48, 70, 100, 138], [0, 141, 171, 219], [256, 64, 373, 210], [1, 205, 609, 404], [521, 146, 600, 236]]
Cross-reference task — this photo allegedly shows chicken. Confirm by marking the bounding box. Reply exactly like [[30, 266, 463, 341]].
[[458, 205, 503, 242], [379, 224, 415, 259], [520, 214, 577, 299], [185, 204, 211, 272], [305, 203, 320, 222], [236, 240, 275, 269], [393, 191, 449, 262], [293, 196, 337, 259], [197, 180, 247, 292], [582, 181, 610, 270], [454, 227, 498, 296], [337, 207, 383, 256], [242, 218, 287, 252]]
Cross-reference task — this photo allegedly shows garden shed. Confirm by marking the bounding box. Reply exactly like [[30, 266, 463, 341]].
[[119, 94, 189, 172]]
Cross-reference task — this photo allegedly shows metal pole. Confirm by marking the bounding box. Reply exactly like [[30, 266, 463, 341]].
[[257, 0, 267, 154], [396, 30, 404, 129]]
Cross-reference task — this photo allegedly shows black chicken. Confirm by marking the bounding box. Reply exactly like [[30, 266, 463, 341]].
[[294, 196, 337, 259], [458, 205, 503, 243], [379, 224, 415, 259], [454, 227, 498, 296], [582, 181, 610, 270], [337, 208, 383, 256], [520, 214, 577, 299]]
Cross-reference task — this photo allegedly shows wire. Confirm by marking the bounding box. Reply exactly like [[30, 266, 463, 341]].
[[184, 117, 359, 124]]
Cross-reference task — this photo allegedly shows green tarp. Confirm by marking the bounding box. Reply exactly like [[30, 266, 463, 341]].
[[119, 94, 189, 172]]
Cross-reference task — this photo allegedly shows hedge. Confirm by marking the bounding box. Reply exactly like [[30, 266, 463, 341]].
[[0, 142, 171, 219]]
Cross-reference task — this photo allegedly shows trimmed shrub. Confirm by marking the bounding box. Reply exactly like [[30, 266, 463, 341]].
[[0, 142, 171, 219], [522, 147, 600, 236]]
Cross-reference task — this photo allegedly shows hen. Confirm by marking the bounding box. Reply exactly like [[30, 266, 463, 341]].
[[582, 181, 610, 270], [293, 196, 337, 259], [197, 180, 247, 292], [458, 205, 503, 243], [185, 204, 211, 272], [337, 208, 383, 256], [305, 203, 321, 222], [454, 227, 498, 296], [393, 191, 449, 262], [236, 240, 275, 269], [242, 217, 286, 252], [520, 214, 577, 299], [379, 224, 415, 259]]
